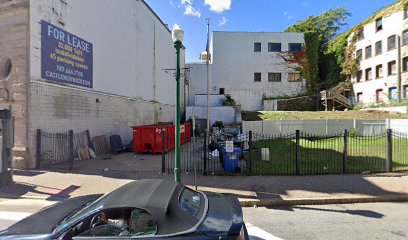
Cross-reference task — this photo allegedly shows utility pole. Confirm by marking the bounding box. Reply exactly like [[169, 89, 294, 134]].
[[206, 18, 211, 133], [397, 35, 402, 102]]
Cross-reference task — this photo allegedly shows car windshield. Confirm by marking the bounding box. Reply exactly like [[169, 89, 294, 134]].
[[53, 194, 108, 234], [179, 188, 201, 218]]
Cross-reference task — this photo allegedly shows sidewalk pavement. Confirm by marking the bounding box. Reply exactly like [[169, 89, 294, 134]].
[[1, 162, 408, 206]]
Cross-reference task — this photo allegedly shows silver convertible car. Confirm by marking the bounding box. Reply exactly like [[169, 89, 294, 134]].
[[0, 179, 248, 239]]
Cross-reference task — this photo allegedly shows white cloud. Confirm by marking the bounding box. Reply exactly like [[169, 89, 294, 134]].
[[204, 0, 232, 13], [218, 16, 228, 26], [184, 5, 201, 17], [283, 11, 293, 20], [180, 0, 201, 18]]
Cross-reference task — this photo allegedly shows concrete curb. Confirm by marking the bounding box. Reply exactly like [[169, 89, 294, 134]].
[[239, 194, 408, 207]]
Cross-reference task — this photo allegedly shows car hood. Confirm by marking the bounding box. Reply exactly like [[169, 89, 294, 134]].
[[0, 194, 102, 237], [198, 192, 244, 237]]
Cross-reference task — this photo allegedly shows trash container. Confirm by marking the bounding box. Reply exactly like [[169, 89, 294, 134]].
[[222, 147, 241, 173]]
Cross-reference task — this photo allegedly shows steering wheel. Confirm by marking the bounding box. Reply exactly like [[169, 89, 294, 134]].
[[90, 214, 105, 228]]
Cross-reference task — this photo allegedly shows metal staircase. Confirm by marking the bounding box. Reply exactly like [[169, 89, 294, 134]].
[[320, 82, 353, 111]]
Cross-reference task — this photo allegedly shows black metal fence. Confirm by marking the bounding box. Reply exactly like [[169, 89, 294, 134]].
[[36, 129, 92, 169], [163, 129, 408, 176]]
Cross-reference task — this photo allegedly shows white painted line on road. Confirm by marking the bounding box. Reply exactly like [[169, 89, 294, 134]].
[[246, 223, 283, 240], [0, 211, 32, 221]]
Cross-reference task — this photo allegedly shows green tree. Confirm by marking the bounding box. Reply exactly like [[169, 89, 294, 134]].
[[284, 7, 351, 90]]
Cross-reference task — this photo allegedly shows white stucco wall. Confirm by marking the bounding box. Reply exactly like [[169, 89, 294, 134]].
[[212, 32, 306, 111], [186, 106, 236, 125], [352, 9, 408, 104]]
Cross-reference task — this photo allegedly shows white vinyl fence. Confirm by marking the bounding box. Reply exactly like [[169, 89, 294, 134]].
[[243, 119, 408, 136]]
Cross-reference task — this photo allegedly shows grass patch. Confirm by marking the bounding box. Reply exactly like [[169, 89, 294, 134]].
[[242, 110, 408, 121], [244, 137, 408, 175]]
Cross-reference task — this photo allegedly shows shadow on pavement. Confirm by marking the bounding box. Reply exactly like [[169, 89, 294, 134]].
[[0, 181, 80, 200], [293, 206, 385, 219]]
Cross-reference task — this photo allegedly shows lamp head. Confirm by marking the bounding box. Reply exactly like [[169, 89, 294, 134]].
[[172, 23, 184, 42]]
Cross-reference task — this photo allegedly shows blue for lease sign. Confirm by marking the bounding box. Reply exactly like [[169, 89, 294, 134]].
[[41, 20, 93, 88]]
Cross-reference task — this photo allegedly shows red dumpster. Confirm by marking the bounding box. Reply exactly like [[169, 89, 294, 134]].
[[131, 122, 191, 154]]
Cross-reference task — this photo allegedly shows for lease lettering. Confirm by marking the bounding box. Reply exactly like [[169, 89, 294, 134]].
[[47, 24, 91, 53]]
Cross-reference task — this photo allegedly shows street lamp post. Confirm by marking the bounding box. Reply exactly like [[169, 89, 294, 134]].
[[200, 18, 211, 133], [172, 24, 184, 183]]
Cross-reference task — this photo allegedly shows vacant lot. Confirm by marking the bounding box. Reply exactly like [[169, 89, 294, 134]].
[[242, 110, 408, 121], [246, 136, 408, 175]]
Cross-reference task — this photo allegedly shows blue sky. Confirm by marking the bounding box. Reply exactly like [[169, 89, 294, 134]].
[[145, 0, 396, 63]]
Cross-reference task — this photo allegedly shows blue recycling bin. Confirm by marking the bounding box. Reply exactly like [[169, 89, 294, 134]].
[[222, 147, 242, 173]]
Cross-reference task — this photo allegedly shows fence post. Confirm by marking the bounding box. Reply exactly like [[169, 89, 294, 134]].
[[85, 130, 94, 150], [386, 129, 393, 172], [36, 129, 41, 169], [161, 129, 165, 173], [203, 131, 207, 175], [296, 130, 300, 175], [248, 131, 253, 175], [68, 130, 74, 170], [343, 129, 348, 174]]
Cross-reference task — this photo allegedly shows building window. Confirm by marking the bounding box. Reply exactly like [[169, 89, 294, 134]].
[[365, 45, 372, 59], [404, 7, 408, 19], [254, 72, 261, 82], [357, 28, 364, 41], [268, 72, 282, 82], [376, 89, 384, 103], [389, 87, 398, 101], [375, 18, 383, 32], [268, 43, 281, 52], [357, 92, 363, 103], [254, 43, 261, 52], [388, 35, 396, 50], [288, 43, 302, 52], [403, 57, 408, 72], [356, 70, 363, 82], [365, 68, 372, 81], [375, 65, 383, 79], [375, 41, 382, 55], [404, 85, 408, 99], [388, 60, 396, 75], [403, 29, 408, 45], [288, 73, 302, 82], [219, 88, 225, 95], [356, 49, 363, 62]]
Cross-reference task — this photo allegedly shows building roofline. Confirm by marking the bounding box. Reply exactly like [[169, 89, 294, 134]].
[[213, 31, 304, 34], [140, 0, 171, 34]]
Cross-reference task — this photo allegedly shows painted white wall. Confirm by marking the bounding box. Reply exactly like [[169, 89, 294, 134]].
[[186, 63, 212, 106], [352, 9, 408, 104], [212, 32, 306, 111], [194, 94, 226, 107], [243, 119, 408, 136], [29, 0, 176, 105]]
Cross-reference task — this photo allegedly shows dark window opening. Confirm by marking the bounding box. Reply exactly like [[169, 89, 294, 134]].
[[219, 88, 225, 95], [388, 61, 396, 76], [254, 72, 261, 82], [365, 45, 372, 59], [356, 70, 363, 82], [376, 65, 383, 79], [376, 18, 383, 32], [388, 35, 396, 50], [375, 41, 382, 55], [365, 68, 372, 81], [254, 43, 261, 52], [268, 43, 281, 52], [268, 72, 282, 82], [288, 43, 302, 52]]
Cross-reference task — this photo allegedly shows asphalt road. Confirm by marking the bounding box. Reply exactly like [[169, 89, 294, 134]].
[[243, 202, 408, 240]]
